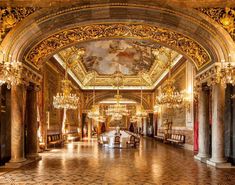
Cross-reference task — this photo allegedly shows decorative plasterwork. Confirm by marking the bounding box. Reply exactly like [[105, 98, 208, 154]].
[[83, 91, 153, 111], [194, 64, 220, 92], [0, 7, 38, 42], [197, 7, 235, 40], [25, 23, 211, 70], [0, 62, 42, 86], [56, 46, 182, 90]]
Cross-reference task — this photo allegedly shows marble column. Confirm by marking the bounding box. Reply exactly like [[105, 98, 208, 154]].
[[143, 118, 147, 136], [88, 119, 92, 140], [10, 84, 27, 163], [207, 83, 230, 167], [26, 84, 40, 159], [194, 88, 209, 162]]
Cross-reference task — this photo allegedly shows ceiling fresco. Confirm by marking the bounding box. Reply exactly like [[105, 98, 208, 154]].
[[79, 39, 159, 75], [56, 39, 182, 90]]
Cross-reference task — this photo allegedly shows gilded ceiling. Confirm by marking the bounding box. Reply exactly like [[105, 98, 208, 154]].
[[57, 40, 181, 90], [65, 39, 160, 76], [0, 2, 234, 88]]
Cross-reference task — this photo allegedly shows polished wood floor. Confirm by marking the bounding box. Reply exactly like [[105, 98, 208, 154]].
[[0, 138, 235, 184]]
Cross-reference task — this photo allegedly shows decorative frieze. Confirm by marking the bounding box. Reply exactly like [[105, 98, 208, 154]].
[[197, 7, 235, 40], [25, 23, 211, 70], [0, 7, 39, 42]]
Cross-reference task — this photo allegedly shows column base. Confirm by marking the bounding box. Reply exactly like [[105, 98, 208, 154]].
[[9, 158, 26, 163], [206, 159, 234, 168], [194, 154, 209, 163], [26, 153, 42, 161], [4, 159, 29, 169]]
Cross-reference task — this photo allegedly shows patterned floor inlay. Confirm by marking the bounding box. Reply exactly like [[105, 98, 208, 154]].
[[0, 138, 235, 184]]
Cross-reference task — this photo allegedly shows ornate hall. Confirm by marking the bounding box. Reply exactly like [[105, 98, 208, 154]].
[[0, 0, 235, 184]]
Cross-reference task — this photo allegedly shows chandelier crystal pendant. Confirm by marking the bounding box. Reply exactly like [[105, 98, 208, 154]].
[[106, 71, 129, 121], [0, 50, 23, 88], [87, 74, 102, 121], [156, 78, 184, 108], [155, 50, 184, 109], [53, 61, 79, 110], [130, 115, 138, 123], [88, 104, 100, 120]]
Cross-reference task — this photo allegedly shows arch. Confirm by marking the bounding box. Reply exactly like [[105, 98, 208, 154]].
[[1, 2, 234, 79], [85, 91, 152, 110]]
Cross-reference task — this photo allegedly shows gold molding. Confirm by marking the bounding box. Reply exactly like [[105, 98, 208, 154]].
[[197, 7, 235, 41], [0, 7, 38, 42], [25, 23, 211, 70]]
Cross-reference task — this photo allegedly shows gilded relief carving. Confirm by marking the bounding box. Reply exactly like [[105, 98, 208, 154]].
[[26, 23, 211, 70], [197, 7, 235, 40], [0, 7, 38, 42]]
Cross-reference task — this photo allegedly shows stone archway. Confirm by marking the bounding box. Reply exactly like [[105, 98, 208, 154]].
[[84, 91, 152, 111], [1, 2, 234, 82]]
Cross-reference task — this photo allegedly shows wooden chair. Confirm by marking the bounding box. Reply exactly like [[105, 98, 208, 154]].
[[127, 135, 136, 148], [134, 137, 140, 147], [114, 136, 121, 147]]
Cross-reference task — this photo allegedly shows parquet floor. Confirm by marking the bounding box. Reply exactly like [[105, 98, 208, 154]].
[[0, 138, 235, 185]]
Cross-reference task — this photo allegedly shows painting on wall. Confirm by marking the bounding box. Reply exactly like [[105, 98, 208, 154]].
[[66, 110, 78, 126], [77, 39, 159, 75], [108, 116, 127, 128]]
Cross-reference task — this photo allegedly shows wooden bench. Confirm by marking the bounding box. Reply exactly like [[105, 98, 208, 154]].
[[47, 134, 64, 148], [66, 132, 80, 142], [154, 132, 165, 141], [166, 134, 185, 145]]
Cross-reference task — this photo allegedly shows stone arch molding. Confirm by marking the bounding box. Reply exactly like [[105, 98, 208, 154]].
[[85, 92, 151, 111], [1, 3, 235, 81]]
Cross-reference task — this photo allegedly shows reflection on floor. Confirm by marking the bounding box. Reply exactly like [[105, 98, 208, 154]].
[[0, 138, 235, 184]]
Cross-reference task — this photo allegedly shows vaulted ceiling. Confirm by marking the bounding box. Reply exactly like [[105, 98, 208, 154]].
[[0, 0, 234, 91], [55, 39, 182, 90]]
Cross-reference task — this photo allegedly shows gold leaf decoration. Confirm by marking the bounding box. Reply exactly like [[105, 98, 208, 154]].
[[0, 7, 38, 42], [26, 23, 211, 70], [197, 7, 235, 40]]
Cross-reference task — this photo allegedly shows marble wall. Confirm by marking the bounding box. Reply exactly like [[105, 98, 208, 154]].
[[155, 62, 194, 149], [225, 85, 235, 164], [0, 85, 11, 165], [43, 62, 62, 133]]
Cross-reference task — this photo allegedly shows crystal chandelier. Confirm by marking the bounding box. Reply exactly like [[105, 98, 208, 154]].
[[0, 49, 23, 88], [106, 72, 129, 120], [155, 50, 184, 109], [130, 115, 138, 123], [106, 94, 129, 120], [87, 74, 102, 121], [156, 78, 184, 108], [53, 61, 79, 110], [88, 104, 100, 119], [94, 104, 106, 122]]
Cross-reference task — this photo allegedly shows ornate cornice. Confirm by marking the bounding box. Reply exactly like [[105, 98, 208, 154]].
[[197, 7, 235, 41], [0, 7, 39, 42], [21, 64, 42, 86], [25, 23, 211, 70]]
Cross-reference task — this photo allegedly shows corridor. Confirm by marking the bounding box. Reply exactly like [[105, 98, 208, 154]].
[[0, 138, 235, 184]]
